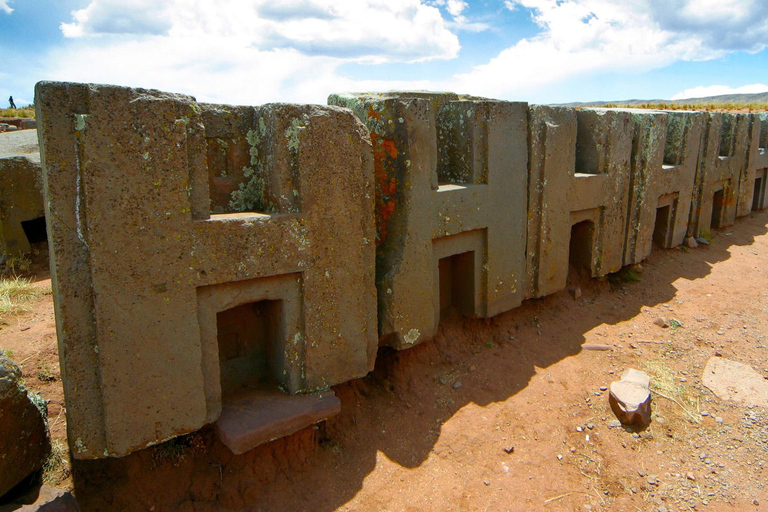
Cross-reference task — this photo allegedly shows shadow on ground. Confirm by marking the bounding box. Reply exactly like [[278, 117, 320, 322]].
[[70, 212, 768, 511]]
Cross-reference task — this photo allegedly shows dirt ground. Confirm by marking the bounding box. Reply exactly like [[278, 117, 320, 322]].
[[3, 211, 768, 511]]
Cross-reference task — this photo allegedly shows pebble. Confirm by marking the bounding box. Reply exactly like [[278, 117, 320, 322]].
[[716, 417, 724, 424], [453, 381, 462, 389], [557, 454, 563, 460], [701, 411, 709, 417], [607, 420, 622, 428], [599, 386, 608, 391], [687, 472, 696, 481], [483, 478, 490, 486], [587, 423, 594, 430]]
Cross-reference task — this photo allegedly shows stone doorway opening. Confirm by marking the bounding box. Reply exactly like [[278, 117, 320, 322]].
[[653, 205, 671, 248], [711, 188, 725, 230], [568, 220, 595, 279], [20, 216, 47, 246], [216, 299, 284, 400], [438, 251, 475, 319], [753, 175, 764, 211]]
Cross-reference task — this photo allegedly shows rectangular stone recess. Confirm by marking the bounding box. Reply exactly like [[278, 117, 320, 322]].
[[526, 107, 632, 299], [217, 300, 282, 396], [653, 204, 671, 248], [438, 252, 475, 317], [329, 92, 528, 350], [623, 110, 705, 264], [711, 187, 726, 229], [753, 170, 767, 211], [433, 229, 485, 325], [568, 211, 598, 281], [653, 193, 677, 248], [36, 81, 377, 459], [198, 274, 340, 454]]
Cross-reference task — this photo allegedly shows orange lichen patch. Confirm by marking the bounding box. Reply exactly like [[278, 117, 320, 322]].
[[371, 131, 399, 247], [381, 139, 398, 160]]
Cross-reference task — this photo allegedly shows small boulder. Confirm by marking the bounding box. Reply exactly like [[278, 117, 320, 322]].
[[684, 237, 698, 248], [609, 369, 652, 427], [0, 353, 51, 499], [568, 287, 582, 299], [653, 317, 670, 328]]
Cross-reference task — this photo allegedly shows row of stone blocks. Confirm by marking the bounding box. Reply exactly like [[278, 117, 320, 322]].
[[33, 82, 768, 460]]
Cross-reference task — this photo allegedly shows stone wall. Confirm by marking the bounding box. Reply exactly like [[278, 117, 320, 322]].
[[33, 81, 768, 460]]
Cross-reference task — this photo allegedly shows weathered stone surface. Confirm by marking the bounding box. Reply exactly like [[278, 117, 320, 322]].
[[609, 369, 652, 427], [702, 357, 768, 408], [736, 113, 768, 216], [329, 92, 528, 349], [688, 113, 751, 237], [684, 236, 698, 248], [36, 81, 376, 458], [623, 110, 706, 264], [621, 368, 651, 389], [0, 353, 51, 499], [0, 129, 44, 262], [526, 107, 633, 298]]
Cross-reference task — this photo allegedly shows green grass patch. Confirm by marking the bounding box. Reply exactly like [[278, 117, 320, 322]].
[[608, 267, 642, 284]]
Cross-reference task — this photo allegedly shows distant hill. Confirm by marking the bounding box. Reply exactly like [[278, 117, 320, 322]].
[[562, 92, 768, 109]]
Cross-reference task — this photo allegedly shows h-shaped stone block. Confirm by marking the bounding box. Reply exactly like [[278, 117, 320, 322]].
[[36, 82, 377, 459], [737, 113, 768, 215], [623, 110, 706, 264], [329, 92, 528, 349], [688, 112, 751, 237], [526, 106, 633, 299]]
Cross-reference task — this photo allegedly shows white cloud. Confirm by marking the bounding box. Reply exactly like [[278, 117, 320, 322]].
[[60, 0, 460, 63], [0, 0, 12, 14], [41, 0, 768, 106], [42, 0, 465, 105], [672, 83, 768, 100], [453, 0, 768, 100]]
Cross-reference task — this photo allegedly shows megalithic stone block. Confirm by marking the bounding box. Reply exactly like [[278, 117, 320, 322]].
[[0, 130, 45, 263], [688, 113, 750, 237], [526, 106, 633, 299], [737, 113, 768, 216], [36, 82, 377, 459], [623, 110, 706, 264], [329, 92, 528, 350]]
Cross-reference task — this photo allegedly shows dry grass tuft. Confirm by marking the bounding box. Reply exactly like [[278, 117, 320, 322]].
[[0, 276, 42, 322]]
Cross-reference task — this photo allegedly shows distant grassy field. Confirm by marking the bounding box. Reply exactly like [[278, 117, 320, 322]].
[[600, 102, 768, 112], [0, 107, 35, 118]]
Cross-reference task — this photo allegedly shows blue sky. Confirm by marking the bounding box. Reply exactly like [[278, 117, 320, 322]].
[[2, 0, 768, 108]]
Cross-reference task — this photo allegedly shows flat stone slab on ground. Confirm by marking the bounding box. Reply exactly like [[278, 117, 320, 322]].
[[216, 388, 341, 455], [702, 357, 768, 408]]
